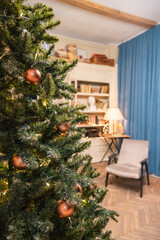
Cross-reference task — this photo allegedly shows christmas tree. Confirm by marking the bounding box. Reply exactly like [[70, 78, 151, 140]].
[[0, 0, 118, 239]]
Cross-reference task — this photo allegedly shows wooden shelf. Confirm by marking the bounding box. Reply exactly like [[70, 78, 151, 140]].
[[77, 92, 109, 97], [77, 124, 104, 128], [83, 110, 106, 114], [49, 57, 114, 66]]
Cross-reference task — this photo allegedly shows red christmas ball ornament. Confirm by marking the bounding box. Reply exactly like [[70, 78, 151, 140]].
[[24, 68, 41, 84], [58, 122, 69, 134], [57, 200, 74, 218], [12, 155, 27, 170]]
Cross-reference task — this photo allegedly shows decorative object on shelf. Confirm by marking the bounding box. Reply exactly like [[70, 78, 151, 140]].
[[67, 44, 77, 53], [116, 122, 125, 134], [104, 107, 124, 134], [90, 54, 108, 65], [12, 155, 27, 170], [96, 99, 105, 110], [74, 183, 82, 196], [55, 49, 68, 59], [102, 101, 109, 110], [90, 54, 114, 66], [67, 44, 78, 60], [58, 122, 69, 134], [57, 200, 74, 218], [24, 68, 41, 84], [77, 48, 87, 61], [88, 96, 96, 111], [103, 122, 109, 134]]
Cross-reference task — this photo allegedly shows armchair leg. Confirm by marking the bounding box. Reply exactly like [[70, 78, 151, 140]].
[[145, 163, 150, 185], [140, 177, 143, 198], [140, 165, 143, 198], [105, 172, 109, 187]]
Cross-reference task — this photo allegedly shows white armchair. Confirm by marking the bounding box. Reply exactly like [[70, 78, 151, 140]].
[[106, 139, 150, 198]]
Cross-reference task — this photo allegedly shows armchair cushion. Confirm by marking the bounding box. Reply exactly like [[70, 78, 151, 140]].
[[106, 163, 141, 179]]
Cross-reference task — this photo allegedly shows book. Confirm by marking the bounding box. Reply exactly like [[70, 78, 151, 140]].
[[86, 85, 90, 93], [100, 85, 109, 93], [80, 84, 86, 92], [91, 87, 99, 93]]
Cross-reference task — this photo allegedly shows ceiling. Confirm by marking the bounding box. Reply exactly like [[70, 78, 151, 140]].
[[26, 0, 160, 45]]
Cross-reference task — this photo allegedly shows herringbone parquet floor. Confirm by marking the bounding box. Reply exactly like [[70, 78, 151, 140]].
[[92, 162, 160, 240]]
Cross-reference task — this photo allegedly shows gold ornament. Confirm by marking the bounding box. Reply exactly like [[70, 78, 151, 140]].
[[57, 200, 74, 218], [12, 155, 27, 170], [24, 68, 41, 84], [82, 199, 88, 206], [58, 122, 69, 134]]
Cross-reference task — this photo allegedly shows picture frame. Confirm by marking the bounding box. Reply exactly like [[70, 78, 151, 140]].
[[77, 49, 87, 61]]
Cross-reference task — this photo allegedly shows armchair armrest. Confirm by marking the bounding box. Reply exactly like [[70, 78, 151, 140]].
[[140, 158, 148, 166], [108, 153, 118, 165]]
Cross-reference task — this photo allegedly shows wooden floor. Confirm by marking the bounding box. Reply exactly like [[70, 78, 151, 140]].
[[93, 162, 160, 240]]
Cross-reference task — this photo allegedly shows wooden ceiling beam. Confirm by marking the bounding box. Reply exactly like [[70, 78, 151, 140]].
[[58, 0, 157, 28]]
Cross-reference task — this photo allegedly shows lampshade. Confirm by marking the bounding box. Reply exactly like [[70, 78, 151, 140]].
[[104, 107, 124, 121]]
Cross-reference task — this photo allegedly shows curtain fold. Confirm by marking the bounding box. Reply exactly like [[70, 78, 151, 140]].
[[118, 24, 160, 176]]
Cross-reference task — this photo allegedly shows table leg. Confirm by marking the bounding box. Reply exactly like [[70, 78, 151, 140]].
[[100, 138, 114, 162], [112, 138, 119, 153]]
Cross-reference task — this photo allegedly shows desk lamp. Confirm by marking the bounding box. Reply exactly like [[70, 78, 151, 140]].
[[104, 107, 124, 134]]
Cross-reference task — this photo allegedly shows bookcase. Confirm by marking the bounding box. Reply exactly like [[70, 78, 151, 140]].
[[71, 80, 109, 124], [67, 62, 117, 126]]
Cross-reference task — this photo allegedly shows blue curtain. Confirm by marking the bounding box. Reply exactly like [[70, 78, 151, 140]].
[[118, 24, 160, 176]]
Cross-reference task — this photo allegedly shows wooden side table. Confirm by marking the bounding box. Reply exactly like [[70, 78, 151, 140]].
[[99, 133, 130, 162]]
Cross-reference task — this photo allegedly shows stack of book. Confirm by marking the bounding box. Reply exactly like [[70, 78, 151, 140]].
[[90, 54, 108, 65], [55, 49, 68, 59], [78, 84, 109, 94], [90, 54, 115, 66], [67, 44, 78, 60]]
